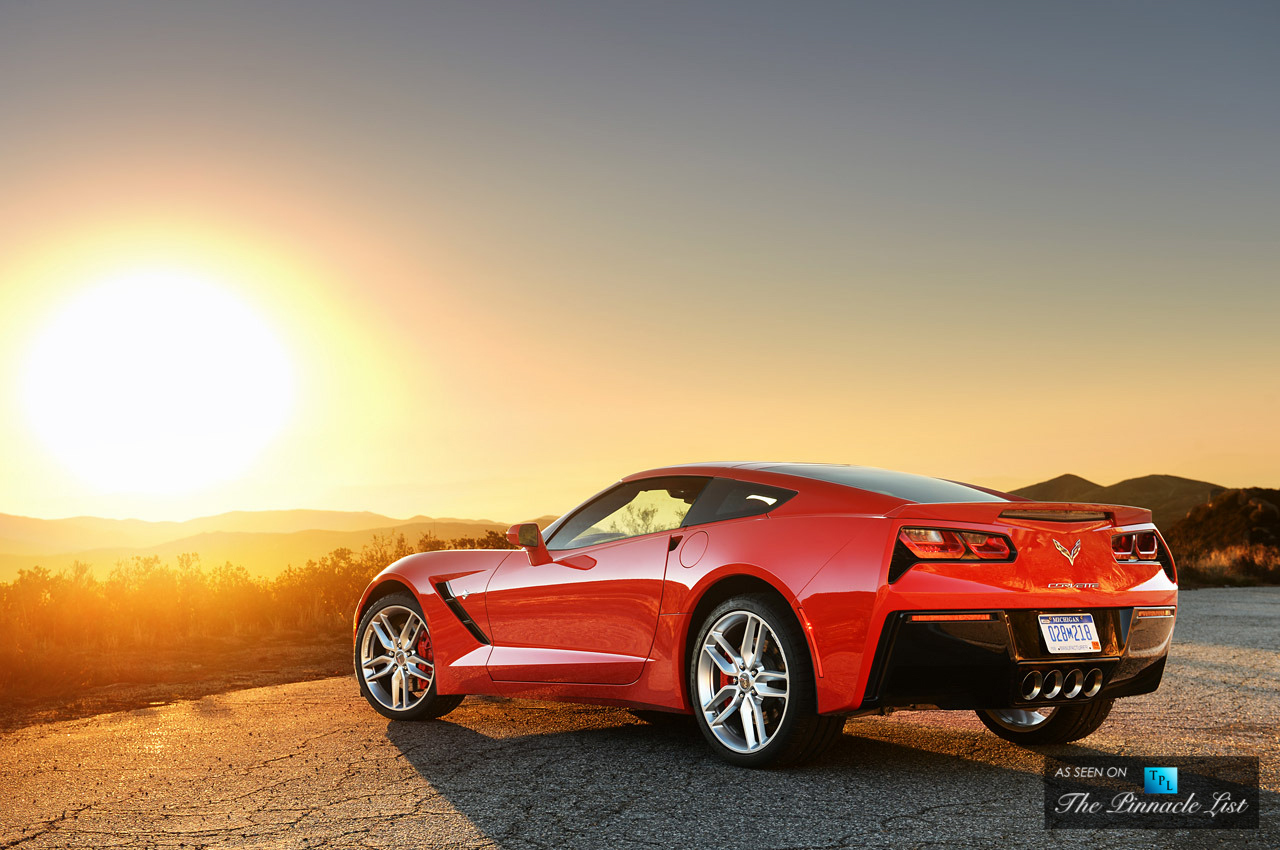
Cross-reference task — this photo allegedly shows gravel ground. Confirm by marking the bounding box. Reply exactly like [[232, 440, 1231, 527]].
[[2, 587, 1275, 849]]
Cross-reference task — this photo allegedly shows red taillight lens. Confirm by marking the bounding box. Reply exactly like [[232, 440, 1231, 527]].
[[960, 532, 1011, 559], [898, 527, 1013, 560], [909, 613, 996, 622], [899, 528, 967, 558], [1111, 533, 1135, 560], [1135, 532, 1159, 559]]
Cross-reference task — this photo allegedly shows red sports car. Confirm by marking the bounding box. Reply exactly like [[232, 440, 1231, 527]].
[[353, 463, 1177, 766]]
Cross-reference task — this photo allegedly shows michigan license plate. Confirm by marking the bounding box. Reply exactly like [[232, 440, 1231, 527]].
[[1038, 613, 1101, 654]]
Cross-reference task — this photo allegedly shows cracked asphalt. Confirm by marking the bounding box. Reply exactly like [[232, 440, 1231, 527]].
[[2, 588, 1276, 849]]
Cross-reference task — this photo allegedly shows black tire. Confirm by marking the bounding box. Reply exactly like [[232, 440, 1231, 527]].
[[688, 593, 843, 768], [355, 592, 464, 721], [977, 698, 1114, 745]]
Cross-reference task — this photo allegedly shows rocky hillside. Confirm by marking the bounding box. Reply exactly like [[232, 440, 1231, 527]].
[[1165, 488, 1280, 556]]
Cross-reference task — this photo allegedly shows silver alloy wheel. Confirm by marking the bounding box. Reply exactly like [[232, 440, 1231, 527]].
[[360, 605, 434, 712], [986, 707, 1057, 731], [696, 610, 790, 754]]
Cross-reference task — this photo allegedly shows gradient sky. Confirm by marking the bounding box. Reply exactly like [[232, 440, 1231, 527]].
[[2, 1, 1279, 523]]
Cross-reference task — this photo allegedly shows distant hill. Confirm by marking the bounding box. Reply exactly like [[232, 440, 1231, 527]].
[[1010, 474, 1102, 503], [0, 510, 559, 582], [1166, 489, 1280, 555], [1011, 474, 1226, 529], [0, 509, 416, 555]]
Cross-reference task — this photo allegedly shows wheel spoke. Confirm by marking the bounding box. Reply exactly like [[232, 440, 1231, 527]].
[[710, 691, 744, 727], [371, 615, 396, 650], [745, 696, 768, 748], [701, 684, 736, 712], [704, 644, 738, 676], [710, 631, 743, 668], [739, 616, 762, 666], [740, 698, 759, 749], [753, 677, 787, 699], [363, 656, 395, 680], [408, 655, 434, 678], [390, 668, 406, 708], [398, 615, 421, 648]]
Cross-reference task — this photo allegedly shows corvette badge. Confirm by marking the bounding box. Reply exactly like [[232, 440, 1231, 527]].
[[1054, 539, 1082, 565]]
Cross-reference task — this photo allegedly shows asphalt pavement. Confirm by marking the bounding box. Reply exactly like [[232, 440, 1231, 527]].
[[2, 587, 1276, 849]]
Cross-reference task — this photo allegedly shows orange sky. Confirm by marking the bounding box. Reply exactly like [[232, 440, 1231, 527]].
[[2, 2, 1278, 522]]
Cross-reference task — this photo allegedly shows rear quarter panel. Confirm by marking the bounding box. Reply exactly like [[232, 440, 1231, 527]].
[[662, 513, 881, 709]]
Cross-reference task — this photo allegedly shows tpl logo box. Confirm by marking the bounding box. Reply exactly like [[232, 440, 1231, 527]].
[[1144, 767, 1178, 794]]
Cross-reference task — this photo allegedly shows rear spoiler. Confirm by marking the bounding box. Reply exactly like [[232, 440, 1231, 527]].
[[886, 501, 1154, 527]]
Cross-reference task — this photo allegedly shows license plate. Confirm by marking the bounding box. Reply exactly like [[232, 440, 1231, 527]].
[[1038, 613, 1101, 654]]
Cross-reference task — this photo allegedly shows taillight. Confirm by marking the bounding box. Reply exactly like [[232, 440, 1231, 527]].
[[961, 532, 1011, 559], [900, 528, 966, 559], [898, 528, 1014, 560], [1112, 531, 1161, 561]]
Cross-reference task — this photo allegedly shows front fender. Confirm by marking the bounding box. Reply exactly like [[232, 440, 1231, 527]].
[[352, 549, 515, 694]]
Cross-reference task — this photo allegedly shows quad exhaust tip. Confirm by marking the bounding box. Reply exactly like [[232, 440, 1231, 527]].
[[1020, 670, 1044, 700], [1023, 667, 1104, 701]]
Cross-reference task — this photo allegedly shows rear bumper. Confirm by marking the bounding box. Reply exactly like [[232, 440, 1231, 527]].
[[853, 606, 1175, 712]]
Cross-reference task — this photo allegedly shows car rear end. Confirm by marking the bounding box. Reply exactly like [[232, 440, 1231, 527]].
[[854, 501, 1177, 715]]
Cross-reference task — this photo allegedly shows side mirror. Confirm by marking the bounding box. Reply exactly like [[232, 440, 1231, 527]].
[[506, 522, 552, 566]]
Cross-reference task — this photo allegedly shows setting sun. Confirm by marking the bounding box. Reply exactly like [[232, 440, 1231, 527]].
[[20, 266, 294, 494]]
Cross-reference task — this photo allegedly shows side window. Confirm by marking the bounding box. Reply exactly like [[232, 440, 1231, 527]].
[[547, 477, 708, 551], [682, 478, 797, 527]]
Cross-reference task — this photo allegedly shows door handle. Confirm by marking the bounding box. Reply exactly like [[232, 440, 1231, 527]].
[[668, 535, 683, 552]]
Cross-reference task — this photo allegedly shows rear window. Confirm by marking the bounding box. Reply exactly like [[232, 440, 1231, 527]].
[[760, 464, 1007, 504], [683, 478, 797, 526]]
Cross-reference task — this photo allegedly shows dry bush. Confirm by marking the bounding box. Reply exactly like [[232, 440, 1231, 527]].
[[1174, 544, 1280, 587], [0, 531, 514, 700]]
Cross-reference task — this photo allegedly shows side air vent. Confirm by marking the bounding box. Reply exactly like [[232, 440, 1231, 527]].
[[436, 581, 491, 645]]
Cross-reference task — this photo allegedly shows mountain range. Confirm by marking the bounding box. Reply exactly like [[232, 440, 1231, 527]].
[[0, 511, 556, 582], [0, 472, 1245, 582], [1009, 474, 1224, 529]]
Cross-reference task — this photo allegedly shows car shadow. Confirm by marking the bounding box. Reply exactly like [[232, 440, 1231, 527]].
[[383, 703, 1276, 849]]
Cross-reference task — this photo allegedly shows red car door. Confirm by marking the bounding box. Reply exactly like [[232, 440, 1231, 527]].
[[482, 476, 707, 685], [483, 531, 675, 684]]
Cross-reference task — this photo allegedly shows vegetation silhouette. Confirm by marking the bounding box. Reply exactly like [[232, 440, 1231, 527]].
[[0, 530, 513, 709]]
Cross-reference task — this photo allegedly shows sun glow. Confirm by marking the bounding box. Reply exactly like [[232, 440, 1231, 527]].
[[21, 266, 294, 494]]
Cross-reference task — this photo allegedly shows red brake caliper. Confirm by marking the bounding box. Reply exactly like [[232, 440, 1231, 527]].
[[412, 629, 433, 690]]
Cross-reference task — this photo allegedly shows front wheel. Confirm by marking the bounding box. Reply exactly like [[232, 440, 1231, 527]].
[[355, 592, 464, 721], [689, 594, 843, 767], [977, 698, 1114, 745]]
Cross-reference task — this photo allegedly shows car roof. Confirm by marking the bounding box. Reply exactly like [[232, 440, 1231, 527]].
[[622, 462, 1012, 505]]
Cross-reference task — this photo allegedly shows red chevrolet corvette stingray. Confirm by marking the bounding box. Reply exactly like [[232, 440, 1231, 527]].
[[353, 463, 1177, 766]]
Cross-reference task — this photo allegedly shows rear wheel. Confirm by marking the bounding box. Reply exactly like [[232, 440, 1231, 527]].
[[977, 698, 1114, 745], [689, 594, 843, 767], [356, 592, 464, 721]]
